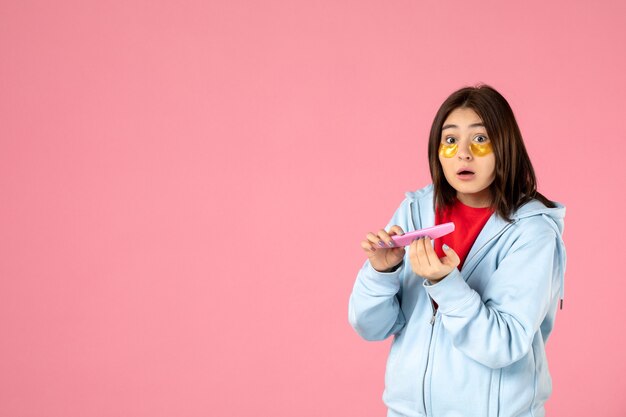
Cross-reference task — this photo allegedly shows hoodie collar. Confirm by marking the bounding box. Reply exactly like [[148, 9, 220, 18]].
[[407, 183, 566, 307], [408, 184, 565, 272], [407, 184, 565, 234]]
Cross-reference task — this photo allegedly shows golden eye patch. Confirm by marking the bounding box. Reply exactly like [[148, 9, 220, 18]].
[[438, 143, 458, 158], [438, 141, 493, 158], [469, 142, 493, 157]]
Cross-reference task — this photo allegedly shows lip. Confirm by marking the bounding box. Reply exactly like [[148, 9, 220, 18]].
[[455, 167, 476, 181], [456, 167, 475, 175], [456, 172, 475, 181]]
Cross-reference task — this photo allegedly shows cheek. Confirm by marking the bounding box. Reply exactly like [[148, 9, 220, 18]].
[[484, 156, 496, 179], [439, 143, 458, 158], [438, 155, 452, 175]]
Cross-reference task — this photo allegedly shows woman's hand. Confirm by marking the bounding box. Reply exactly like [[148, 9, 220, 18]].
[[361, 225, 406, 272], [408, 237, 461, 283]]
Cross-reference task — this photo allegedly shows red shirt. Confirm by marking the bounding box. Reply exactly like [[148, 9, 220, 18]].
[[434, 198, 494, 270]]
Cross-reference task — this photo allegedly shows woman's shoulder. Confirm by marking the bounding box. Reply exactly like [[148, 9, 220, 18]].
[[509, 198, 566, 239], [382, 184, 434, 231], [404, 183, 434, 202]]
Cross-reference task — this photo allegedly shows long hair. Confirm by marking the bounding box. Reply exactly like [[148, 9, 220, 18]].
[[428, 85, 555, 222]]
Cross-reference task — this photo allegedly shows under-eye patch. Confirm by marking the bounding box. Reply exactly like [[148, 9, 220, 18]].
[[438, 143, 458, 158], [438, 142, 493, 158], [469, 142, 493, 157]]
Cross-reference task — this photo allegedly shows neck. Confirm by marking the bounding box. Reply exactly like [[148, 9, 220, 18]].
[[456, 190, 492, 208]]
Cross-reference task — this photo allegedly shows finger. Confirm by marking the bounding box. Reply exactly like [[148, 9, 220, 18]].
[[377, 229, 396, 248], [423, 237, 442, 267], [388, 225, 405, 237], [361, 239, 377, 253], [409, 240, 421, 267], [416, 237, 431, 267], [366, 232, 386, 248], [442, 244, 461, 267]]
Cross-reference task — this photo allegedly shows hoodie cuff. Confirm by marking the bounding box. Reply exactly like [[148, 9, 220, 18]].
[[422, 269, 476, 314], [358, 261, 404, 295]]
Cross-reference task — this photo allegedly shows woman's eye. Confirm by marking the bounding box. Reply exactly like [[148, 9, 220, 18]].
[[444, 137, 456, 144], [474, 135, 488, 143]]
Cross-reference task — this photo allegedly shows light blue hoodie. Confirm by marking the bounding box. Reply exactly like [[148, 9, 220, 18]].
[[349, 184, 566, 417]]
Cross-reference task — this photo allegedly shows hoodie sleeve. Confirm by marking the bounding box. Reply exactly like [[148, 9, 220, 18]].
[[423, 221, 561, 368], [348, 197, 414, 341]]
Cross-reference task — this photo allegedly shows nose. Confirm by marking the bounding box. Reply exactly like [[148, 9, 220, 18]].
[[456, 142, 473, 160]]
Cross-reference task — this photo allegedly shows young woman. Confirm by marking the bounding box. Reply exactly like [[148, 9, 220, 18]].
[[348, 85, 566, 417]]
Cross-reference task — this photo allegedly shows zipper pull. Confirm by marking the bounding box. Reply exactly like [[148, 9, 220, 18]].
[[428, 295, 437, 325]]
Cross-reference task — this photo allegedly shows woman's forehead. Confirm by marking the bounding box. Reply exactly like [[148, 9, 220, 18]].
[[442, 107, 485, 128]]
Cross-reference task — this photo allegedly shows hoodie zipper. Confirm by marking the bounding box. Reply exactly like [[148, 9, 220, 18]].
[[420, 222, 515, 416], [422, 296, 437, 415]]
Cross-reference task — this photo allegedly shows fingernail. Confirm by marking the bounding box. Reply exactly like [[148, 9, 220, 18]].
[[378, 241, 385, 247], [443, 244, 449, 250], [388, 241, 395, 247]]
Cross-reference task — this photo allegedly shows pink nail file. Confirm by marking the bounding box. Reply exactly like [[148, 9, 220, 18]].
[[390, 222, 455, 246]]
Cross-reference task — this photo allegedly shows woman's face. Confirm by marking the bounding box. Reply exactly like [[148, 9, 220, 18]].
[[438, 107, 496, 208]]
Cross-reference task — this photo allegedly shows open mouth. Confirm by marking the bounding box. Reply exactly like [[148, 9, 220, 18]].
[[456, 168, 475, 176]]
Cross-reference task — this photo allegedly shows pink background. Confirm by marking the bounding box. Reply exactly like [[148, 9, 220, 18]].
[[1, 1, 625, 416]]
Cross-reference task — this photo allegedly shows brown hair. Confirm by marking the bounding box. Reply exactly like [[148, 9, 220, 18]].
[[428, 84, 555, 222]]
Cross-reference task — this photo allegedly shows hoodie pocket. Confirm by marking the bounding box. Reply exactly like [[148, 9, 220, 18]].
[[489, 368, 501, 417]]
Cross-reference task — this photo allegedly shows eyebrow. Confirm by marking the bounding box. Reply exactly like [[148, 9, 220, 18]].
[[442, 123, 485, 130]]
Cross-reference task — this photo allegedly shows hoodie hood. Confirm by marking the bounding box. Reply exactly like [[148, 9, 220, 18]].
[[406, 184, 565, 237], [406, 183, 567, 307], [512, 199, 566, 236], [514, 199, 567, 308]]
